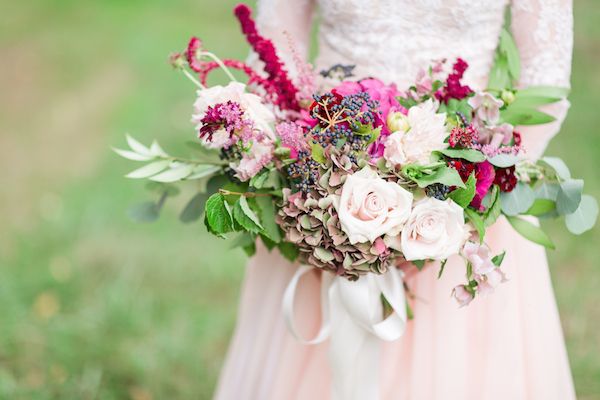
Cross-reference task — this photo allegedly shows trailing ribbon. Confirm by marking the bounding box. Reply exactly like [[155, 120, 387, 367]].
[[282, 266, 407, 400]]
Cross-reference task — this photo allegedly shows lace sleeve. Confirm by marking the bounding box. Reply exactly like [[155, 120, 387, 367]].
[[253, 0, 316, 74], [510, 0, 573, 160]]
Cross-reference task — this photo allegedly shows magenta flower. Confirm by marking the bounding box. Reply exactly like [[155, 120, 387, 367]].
[[471, 161, 495, 209]]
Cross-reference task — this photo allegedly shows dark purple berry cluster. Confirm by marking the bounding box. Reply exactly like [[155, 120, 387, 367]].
[[286, 150, 320, 193]]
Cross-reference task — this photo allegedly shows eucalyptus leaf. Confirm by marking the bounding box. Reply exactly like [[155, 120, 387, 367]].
[[535, 182, 560, 200], [487, 153, 520, 168], [556, 179, 583, 215], [500, 183, 535, 216], [565, 195, 599, 235], [540, 157, 571, 180], [506, 216, 555, 249]]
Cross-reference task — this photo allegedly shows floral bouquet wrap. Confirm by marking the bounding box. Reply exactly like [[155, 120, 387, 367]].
[[116, 4, 597, 398]]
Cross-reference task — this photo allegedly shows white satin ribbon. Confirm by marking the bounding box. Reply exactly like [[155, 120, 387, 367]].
[[282, 265, 407, 400]]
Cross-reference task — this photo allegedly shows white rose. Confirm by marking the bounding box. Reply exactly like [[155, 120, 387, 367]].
[[383, 99, 448, 167], [400, 197, 467, 261], [191, 81, 275, 139], [335, 166, 413, 244]]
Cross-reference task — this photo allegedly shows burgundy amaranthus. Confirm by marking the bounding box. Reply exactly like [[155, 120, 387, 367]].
[[436, 58, 474, 103], [234, 4, 301, 112], [199, 101, 251, 144]]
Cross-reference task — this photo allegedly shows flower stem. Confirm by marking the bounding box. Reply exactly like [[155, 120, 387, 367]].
[[182, 69, 205, 89], [201, 51, 238, 83]]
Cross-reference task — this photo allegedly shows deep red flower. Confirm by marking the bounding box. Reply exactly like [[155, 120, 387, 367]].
[[448, 160, 475, 182], [494, 166, 518, 192], [186, 37, 203, 72], [436, 58, 474, 103], [513, 131, 522, 147], [234, 4, 300, 111]]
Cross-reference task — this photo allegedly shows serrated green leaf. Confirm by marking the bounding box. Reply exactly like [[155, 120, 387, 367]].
[[278, 242, 299, 262], [565, 195, 599, 235], [556, 179, 584, 215], [449, 173, 476, 208], [204, 193, 233, 235], [437, 148, 486, 162], [253, 196, 282, 243], [125, 160, 170, 179], [506, 216, 555, 249], [233, 196, 263, 232], [500, 183, 535, 216]]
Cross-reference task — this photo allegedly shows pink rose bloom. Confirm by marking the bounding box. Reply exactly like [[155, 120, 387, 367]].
[[471, 161, 495, 209], [452, 285, 474, 307]]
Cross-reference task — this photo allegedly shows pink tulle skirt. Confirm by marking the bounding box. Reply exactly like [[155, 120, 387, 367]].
[[214, 217, 575, 399]]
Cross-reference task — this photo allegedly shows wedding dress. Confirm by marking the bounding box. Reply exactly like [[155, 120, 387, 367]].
[[214, 0, 575, 399]]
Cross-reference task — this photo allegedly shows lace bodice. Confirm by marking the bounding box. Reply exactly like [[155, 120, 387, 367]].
[[254, 0, 573, 158]]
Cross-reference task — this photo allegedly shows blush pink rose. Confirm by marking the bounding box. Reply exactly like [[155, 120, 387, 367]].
[[335, 166, 413, 244]]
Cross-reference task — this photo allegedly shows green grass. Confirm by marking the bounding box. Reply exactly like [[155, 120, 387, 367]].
[[1, 0, 599, 398]]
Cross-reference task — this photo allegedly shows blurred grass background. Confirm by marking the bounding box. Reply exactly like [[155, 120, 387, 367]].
[[0, 0, 598, 399]]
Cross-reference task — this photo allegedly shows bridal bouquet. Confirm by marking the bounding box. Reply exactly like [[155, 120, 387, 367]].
[[116, 4, 596, 309]]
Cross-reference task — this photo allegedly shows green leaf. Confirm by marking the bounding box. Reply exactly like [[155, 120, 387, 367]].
[[254, 196, 282, 243], [516, 86, 569, 100], [278, 242, 299, 262], [232, 196, 263, 233], [492, 251, 506, 267], [204, 193, 233, 235], [311, 141, 326, 164], [483, 186, 502, 227], [487, 53, 511, 90], [500, 29, 521, 82], [230, 232, 256, 249], [437, 148, 486, 162], [525, 198, 556, 216], [412, 260, 425, 270], [403, 164, 465, 189], [149, 164, 193, 182], [500, 183, 536, 216], [565, 195, 599, 235], [179, 192, 207, 223], [556, 179, 584, 215], [125, 160, 170, 179], [506, 216, 555, 249], [449, 173, 476, 208], [510, 95, 563, 109], [249, 170, 269, 189], [465, 208, 485, 242], [128, 201, 160, 223], [437, 259, 448, 279], [487, 153, 520, 168], [500, 107, 556, 125]]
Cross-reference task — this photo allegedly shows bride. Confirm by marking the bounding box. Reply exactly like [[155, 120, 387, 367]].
[[214, 0, 575, 399]]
